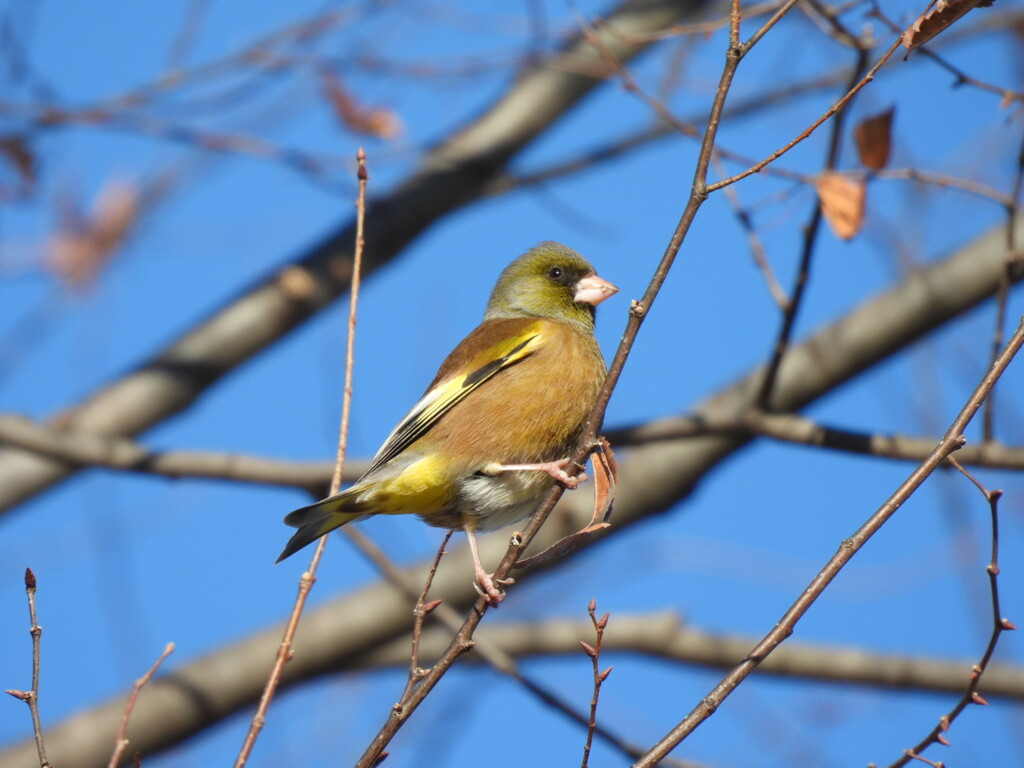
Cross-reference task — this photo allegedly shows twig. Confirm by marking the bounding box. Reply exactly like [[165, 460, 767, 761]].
[[577, 14, 698, 139], [580, 599, 611, 768], [163, 0, 212, 71], [713, 155, 788, 310], [901, 752, 943, 767], [632, 315, 1024, 767], [398, 531, 451, 703], [4, 568, 50, 768], [874, 168, 1013, 208], [103, 6, 358, 110], [232, 148, 368, 768], [799, 0, 874, 49], [2, 103, 353, 189], [108, 643, 175, 768], [706, 33, 904, 193], [883, 457, 1015, 768]]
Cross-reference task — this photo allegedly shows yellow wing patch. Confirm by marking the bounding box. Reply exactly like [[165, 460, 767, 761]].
[[365, 325, 546, 474]]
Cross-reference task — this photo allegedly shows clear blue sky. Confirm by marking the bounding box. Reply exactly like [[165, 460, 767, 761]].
[[2, 1, 1023, 766]]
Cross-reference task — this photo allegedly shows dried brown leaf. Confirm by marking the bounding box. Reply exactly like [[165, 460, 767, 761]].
[[902, 0, 995, 50], [591, 437, 618, 525], [512, 523, 610, 570], [47, 181, 139, 288], [853, 108, 894, 171], [320, 70, 402, 140], [815, 173, 865, 241]]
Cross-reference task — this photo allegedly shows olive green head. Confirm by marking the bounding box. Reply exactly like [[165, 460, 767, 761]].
[[483, 242, 617, 331]]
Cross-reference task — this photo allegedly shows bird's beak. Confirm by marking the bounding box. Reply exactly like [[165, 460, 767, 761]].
[[574, 274, 619, 306]]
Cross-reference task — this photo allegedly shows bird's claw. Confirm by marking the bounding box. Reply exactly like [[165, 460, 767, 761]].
[[549, 457, 588, 488], [472, 571, 514, 606], [554, 468, 588, 489]]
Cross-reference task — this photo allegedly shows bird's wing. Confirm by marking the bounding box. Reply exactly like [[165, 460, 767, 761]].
[[365, 323, 546, 475]]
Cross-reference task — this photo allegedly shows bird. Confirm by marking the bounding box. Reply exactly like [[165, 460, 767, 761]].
[[277, 242, 617, 604]]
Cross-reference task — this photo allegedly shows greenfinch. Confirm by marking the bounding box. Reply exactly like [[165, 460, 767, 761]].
[[277, 242, 617, 604]]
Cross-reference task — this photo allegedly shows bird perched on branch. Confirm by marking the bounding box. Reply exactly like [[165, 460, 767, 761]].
[[277, 242, 617, 604]]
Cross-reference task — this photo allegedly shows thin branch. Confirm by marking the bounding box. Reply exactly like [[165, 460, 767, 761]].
[[103, 6, 360, 110], [580, 599, 611, 768], [714, 155, 789, 310], [799, 0, 874, 49], [577, 14, 698, 139], [632, 315, 1024, 766], [108, 643, 175, 768], [706, 35, 904, 193], [399, 531, 451, 704], [233, 149, 368, 768], [0, 102, 353, 190], [3, 568, 51, 768], [875, 167, 1014, 208], [607, 409, 1024, 470], [886, 457, 1016, 767], [163, 0, 212, 71]]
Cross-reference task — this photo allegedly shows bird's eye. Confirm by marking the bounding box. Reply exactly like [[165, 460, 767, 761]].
[[548, 267, 563, 280]]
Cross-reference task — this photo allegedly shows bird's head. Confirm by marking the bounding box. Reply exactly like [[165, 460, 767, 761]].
[[484, 242, 618, 330]]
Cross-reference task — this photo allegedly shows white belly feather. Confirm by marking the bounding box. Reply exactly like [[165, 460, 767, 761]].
[[457, 470, 552, 531]]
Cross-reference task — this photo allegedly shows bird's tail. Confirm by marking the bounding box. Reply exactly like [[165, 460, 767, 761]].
[[275, 492, 367, 563]]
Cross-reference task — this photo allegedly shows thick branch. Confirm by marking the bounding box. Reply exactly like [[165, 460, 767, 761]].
[[0, 414, 360, 492], [358, 614, 1024, 701]]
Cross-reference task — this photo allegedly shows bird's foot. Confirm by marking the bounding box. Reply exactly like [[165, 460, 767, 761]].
[[483, 457, 588, 489], [472, 567, 515, 607]]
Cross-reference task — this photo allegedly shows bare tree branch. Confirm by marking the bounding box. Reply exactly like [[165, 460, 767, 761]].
[[364, 614, 1024, 702], [608, 410, 1024, 470], [0, 414, 360, 492]]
